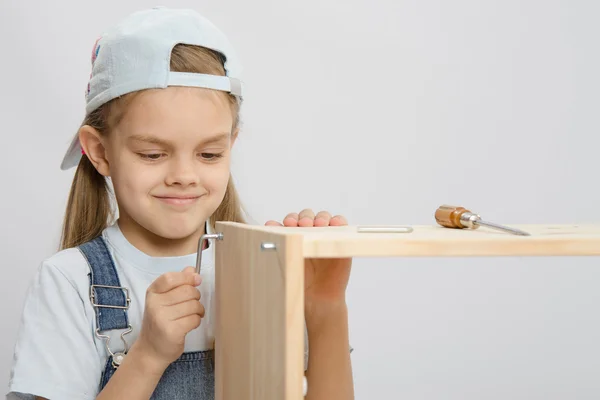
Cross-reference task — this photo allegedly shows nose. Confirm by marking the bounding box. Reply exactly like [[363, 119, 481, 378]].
[[165, 156, 199, 187]]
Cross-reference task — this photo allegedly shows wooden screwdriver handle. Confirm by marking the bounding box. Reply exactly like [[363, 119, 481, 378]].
[[435, 205, 470, 229]]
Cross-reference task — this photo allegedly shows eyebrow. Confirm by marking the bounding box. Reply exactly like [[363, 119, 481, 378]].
[[127, 132, 231, 147]]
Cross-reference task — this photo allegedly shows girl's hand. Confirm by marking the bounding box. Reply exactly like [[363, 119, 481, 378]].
[[265, 209, 352, 309], [135, 266, 205, 371]]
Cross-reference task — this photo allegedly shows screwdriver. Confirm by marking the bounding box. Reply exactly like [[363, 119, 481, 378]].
[[434, 205, 531, 236]]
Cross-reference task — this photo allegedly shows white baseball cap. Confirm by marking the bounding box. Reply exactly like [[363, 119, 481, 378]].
[[60, 6, 243, 170]]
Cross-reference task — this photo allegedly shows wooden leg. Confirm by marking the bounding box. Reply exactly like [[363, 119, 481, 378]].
[[215, 223, 305, 400]]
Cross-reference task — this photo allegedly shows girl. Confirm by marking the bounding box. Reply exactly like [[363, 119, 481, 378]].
[[7, 7, 353, 400]]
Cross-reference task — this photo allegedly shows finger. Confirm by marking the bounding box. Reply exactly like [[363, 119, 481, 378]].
[[161, 284, 201, 306], [314, 210, 332, 227], [176, 314, 203, 333], [265, 220, 283, 226], [181, 266, 195, 275], [283, 212, 299, 227], [170, 299, 205, 321], [149, 269, 200, 294], [298, 208, 315, 220], [330, 215, 348, 226], [298, 209, 315, 227]]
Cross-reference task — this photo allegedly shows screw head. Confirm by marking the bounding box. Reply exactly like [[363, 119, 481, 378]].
[[261, 242, 276, 250]]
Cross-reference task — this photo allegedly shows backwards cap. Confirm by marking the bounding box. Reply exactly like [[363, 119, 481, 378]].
[[60, 6, 243, 170]]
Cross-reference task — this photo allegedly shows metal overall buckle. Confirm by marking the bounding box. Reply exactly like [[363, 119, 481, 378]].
[[89, 284, 131, 310], [95, 325, 133, 367], [90, 284, 133, 368]]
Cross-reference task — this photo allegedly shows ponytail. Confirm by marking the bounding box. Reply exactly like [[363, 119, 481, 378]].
[[60, 155, 113, 250], [209, 175, 247, 231]]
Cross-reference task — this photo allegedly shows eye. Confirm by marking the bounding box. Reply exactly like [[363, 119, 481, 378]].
[[138, 153, 165, 161], [200, 152, 224, 161]]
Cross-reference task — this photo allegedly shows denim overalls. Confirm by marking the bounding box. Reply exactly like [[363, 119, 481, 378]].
[[79, 236, 215, 399]]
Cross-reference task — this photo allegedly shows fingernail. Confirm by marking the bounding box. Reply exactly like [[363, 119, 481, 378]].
[[194, 274, 202, 286]]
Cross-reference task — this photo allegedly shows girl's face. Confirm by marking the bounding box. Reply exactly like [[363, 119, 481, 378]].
[[104, 87, 235, 249]]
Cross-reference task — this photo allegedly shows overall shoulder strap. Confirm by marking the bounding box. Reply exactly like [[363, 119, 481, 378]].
[[79, 236, 132, 367], [79, 235, 131, 329]]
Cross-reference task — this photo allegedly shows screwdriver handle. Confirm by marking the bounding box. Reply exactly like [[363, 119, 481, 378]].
[[434, 205, 481, 229]]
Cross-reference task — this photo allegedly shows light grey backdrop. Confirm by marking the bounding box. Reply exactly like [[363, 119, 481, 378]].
[[1, 0, 599, 398]]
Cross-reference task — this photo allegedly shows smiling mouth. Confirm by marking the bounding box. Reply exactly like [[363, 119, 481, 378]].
[[154, 195, 203, 206]]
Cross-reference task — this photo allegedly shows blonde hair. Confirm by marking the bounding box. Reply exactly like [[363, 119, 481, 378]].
[[60, 44, 246, 250]]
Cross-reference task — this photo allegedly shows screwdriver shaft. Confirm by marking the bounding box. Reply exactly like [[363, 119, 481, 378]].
[[474, 220, 530, 236]]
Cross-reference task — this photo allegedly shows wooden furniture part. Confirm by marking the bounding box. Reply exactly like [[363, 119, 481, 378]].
[[214, 222, 600, 400]]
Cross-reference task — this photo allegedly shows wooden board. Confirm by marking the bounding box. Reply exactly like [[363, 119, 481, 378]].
[[216, 223, 600, 258], [215, 222, 305, 400], [213, 222, 600, 398]]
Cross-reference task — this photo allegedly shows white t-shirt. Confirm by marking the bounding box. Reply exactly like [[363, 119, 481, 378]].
[[7, 222, 220, 400]]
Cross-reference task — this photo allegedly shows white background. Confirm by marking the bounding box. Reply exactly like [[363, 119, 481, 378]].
[[1, 0, 599, 398]]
